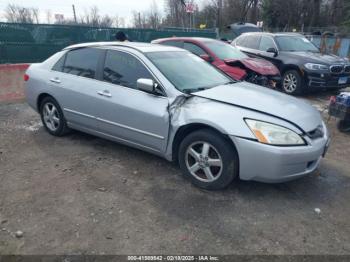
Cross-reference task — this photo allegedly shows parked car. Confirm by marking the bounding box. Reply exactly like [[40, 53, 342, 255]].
[[25, 42, 330, 190], [152, 37, 281, 88], [226, 22, 262, 39], [232, 32, 350, 95]]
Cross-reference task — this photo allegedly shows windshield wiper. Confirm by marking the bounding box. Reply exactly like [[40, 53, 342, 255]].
[[182, 87, 207, 94]]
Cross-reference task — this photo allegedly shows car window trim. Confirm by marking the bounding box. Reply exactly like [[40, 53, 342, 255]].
[[101, 48, 168, 98]]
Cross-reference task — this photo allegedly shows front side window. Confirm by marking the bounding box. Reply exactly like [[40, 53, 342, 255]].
[[204, 40, 248, 60], [275, 36, 319, 52], [183, 42, 207, 57], [62, 48, 100, 79], [103, 50, 153, 89], [259, 36, 276, 51], [146, 51, 231, 93]]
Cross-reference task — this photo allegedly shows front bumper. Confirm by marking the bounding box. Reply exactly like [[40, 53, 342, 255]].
[[230, 134, 329, 183], [305, 71, 350, 89]]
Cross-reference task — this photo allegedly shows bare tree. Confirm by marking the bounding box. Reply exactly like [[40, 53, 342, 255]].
[[46, 9, 52, 24], [147, 0, 162, 29], [4, 4, 40, 24], [131, 11, 148, 28]]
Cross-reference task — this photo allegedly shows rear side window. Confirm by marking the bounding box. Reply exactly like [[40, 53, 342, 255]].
[[236, 35, 261, 50], [244, 35, 261, 50], [235, 35, 246, 46], [259, 36, 276, 51], [52, 55, 66, 72], [62, 48, 101, 79], [160, 40, 183, 48], [103, 50, 153, 89]]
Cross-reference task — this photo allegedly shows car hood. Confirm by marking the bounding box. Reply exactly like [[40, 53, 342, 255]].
[[225, 57, 280, 75], [287, 51, 349, 64], [193, 82, 322, 132]]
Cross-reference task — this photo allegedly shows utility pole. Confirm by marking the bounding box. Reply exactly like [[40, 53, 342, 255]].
[[72, 4, 77, 24], [138, 12, 141, 28], [218, 0, 223, 29]]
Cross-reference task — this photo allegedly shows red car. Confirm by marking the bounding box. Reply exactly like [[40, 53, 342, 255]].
[[152, 37, 281, 88]]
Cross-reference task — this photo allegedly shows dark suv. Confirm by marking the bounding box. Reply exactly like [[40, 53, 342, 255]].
[[232, 32, 350, 95]]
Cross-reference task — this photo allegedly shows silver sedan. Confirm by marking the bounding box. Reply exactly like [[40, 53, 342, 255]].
[[25, 42, 330, 190]]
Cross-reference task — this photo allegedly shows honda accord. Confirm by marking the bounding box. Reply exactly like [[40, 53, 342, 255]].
[[25, 42, 330, 190]]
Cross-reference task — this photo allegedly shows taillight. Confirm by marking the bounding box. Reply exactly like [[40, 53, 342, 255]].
[[24, 74, 29, 82]]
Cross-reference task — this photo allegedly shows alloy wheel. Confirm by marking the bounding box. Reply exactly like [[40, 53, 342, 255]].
[[283, 73, 298, 93], [185, 141, 223, 183], [43, 102, 60, 132]]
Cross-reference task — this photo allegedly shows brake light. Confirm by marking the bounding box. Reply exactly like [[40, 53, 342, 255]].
[[24, 74, 29, 82]]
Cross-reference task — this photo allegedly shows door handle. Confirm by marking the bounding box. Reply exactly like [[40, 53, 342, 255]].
[[97, 90, 112, 98], [50, 78, 61, 84]]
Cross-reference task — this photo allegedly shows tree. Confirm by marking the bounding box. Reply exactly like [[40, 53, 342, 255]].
[[4, 4, 40, 24], [148, 0, 162, 29]]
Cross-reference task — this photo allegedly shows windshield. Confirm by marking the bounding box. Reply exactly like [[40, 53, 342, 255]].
[[275, 36, 319, 52], [146, 51, 232, 93], [205, 41, 248, 60]]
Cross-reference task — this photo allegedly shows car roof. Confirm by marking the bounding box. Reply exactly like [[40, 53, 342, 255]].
[[63, 41, 185, 53], [240, 32, 304, 37], [153, 37, 217, 43]]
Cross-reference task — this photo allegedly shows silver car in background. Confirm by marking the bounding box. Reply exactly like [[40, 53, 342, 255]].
[[25, 42, 330, 190]]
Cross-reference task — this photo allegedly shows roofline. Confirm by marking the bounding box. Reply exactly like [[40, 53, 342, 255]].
[[63, 42, 148, 52], [153, 36, 217, 42], [241, 32, 304, 36]]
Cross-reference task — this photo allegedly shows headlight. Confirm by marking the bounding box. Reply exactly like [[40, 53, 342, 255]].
[[305, 63, 329, 71], [245, 119, 306, 146]]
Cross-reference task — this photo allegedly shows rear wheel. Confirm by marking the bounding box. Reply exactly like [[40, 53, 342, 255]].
[[282, 70, 304, 95], [40, 96, 70, 136], [178, 129, 238, 190]]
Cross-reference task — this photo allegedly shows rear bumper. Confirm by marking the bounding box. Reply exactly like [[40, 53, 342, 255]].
[[230, 134, 329, 183]]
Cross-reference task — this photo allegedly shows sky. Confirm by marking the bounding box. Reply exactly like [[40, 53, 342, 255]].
[[0, 0, 165, 26]]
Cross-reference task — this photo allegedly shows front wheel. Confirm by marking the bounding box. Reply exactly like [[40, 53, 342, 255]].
[[178, 129, 239, 190], [282, 70, 304, 95]]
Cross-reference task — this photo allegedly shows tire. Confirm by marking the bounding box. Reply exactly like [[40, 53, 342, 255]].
[[40, 96, 70, 136], [337, 120, 350, 133], [282, 70, 304, 95], [178, 129, 239, 190]]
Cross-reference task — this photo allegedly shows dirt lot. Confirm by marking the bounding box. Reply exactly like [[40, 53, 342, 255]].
[[0, 91, 350, 255]]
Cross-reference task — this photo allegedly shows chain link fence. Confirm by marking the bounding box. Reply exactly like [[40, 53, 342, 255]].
[[0, 23, 217, 64]]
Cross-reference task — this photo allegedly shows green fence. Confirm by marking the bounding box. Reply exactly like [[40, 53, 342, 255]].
[[0, 23, 217, 64]]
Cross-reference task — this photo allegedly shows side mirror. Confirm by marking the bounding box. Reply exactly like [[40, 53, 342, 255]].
[[137, 78, 164, 96], [200, 54, 213, 62], [266, 47, 278, 56], [137, 78, 155, 93]]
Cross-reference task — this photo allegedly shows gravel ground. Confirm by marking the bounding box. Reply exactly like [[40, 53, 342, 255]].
[[0, 92, 350, 255]]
